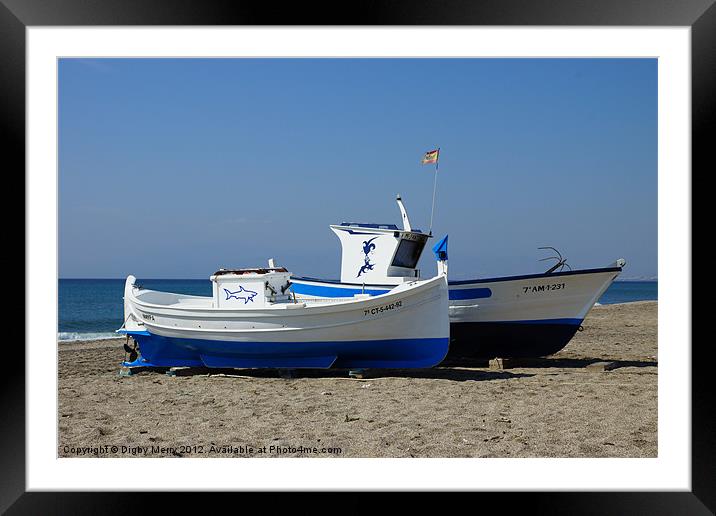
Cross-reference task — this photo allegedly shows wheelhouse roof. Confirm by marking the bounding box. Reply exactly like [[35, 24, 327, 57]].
[[212, 267, 288, 276], [338, 222, 399, 230]]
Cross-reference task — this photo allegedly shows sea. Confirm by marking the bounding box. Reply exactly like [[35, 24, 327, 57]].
[[57, 278, 658, 342]]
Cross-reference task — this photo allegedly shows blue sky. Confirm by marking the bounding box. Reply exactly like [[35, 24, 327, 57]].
[[59, 58, 657, 280]]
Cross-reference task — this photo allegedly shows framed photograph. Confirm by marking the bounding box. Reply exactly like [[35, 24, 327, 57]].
[[5, 0, 708, 512]]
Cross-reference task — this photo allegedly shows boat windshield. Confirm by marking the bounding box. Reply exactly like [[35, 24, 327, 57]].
[[391, 239, 425, 269]]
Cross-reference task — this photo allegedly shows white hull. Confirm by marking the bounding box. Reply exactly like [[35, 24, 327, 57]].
[[120, 274, 449, 368], [291, 265, 622, 358], [447, 268, 620, 323]]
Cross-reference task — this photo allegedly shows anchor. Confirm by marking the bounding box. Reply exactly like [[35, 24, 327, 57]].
[[538, 246, 572, 274]]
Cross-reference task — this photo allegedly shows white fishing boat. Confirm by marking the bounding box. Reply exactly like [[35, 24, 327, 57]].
[[290, 196, 625, 358], [118, 262, 449, 369]]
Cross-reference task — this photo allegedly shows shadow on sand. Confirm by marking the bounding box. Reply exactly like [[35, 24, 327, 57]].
[[442, 355, 658, 370], [120, 356, 656, 381], [122, 365, 533, 382]]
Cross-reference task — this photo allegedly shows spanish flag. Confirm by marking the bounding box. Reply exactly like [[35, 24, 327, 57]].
[[421, 149, 439, 165]]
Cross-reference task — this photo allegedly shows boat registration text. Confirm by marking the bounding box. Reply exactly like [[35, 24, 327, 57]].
[[522, 283, 566, 294], [364, 300, 403, 316]]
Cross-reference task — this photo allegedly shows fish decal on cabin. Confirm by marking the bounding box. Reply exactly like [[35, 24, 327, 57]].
[[357, 237, 379, 278], [223, 286, 258, 304]]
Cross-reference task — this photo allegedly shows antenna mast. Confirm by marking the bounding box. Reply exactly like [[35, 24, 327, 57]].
[[428, 147, 440, 236], [396, 194, 412, 231]]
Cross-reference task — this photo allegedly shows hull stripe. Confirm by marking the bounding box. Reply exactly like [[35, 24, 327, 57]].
[[467, 318, 582, 325], [122, 331, 449, 369], [449, 287, 492, 300], [291, 282, 492, 300], [447, 267, 621, 285], [291, 282, 390, 297]]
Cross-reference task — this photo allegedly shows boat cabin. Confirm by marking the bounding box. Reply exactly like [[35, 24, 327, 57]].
[[210, 267, 292, 307], [331, 196, 430, 285]]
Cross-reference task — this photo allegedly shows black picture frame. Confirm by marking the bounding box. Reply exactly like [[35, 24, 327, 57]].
[[4, 0, 708, 512]]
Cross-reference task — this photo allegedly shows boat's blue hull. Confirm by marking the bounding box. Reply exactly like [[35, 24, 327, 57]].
[[448, 319, 582, 359], [122, 330, 449, 369]]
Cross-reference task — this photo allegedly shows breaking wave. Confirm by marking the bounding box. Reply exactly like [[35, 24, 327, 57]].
[[58, 332, 122, 342]]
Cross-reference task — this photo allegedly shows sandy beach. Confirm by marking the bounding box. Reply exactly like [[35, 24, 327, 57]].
[[58, 301, 657, 458]]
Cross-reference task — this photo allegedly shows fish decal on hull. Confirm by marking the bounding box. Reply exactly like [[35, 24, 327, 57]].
[[223, 286, 258, 304], [357, 237, 378, 278]]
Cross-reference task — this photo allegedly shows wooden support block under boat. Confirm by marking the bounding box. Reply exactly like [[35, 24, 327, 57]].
[[585, 361, 618, 372], [166, 366, 210, 377], [118, 366, 152, 377]]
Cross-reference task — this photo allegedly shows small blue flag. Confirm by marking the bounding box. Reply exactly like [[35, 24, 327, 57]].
[[432, 235, 448, 261]]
